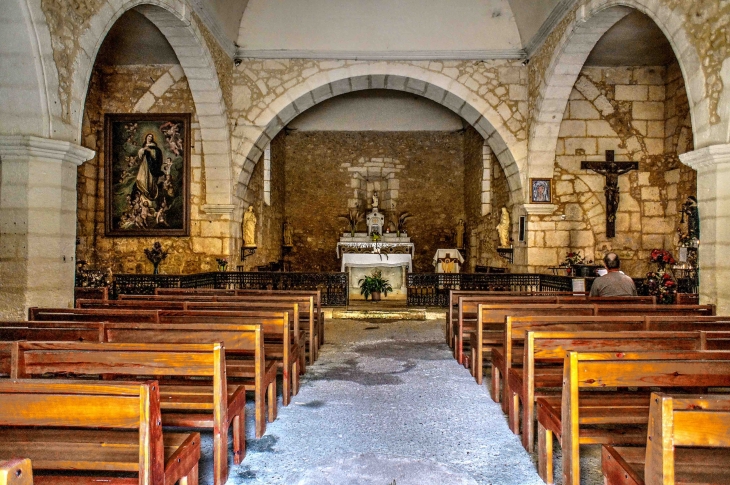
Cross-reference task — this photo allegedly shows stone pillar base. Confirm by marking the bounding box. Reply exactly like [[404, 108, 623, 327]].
[[0, 135, 94, 319]]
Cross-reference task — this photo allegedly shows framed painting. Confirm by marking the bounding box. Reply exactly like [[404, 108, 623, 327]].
[[104, 113, 190, 236], [530, 178, 552, 204]]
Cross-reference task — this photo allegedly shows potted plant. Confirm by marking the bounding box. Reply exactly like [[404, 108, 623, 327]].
[[338, 208, 364, 237], [144, 241, 168, 274], [358, 269, 393, 301]]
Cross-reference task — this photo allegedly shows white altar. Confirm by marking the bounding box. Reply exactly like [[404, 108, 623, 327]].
[[433, 249, 464, 273], [337, 233, 413, 300]]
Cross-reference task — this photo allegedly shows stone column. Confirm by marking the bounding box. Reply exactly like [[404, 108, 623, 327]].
[[680, 144, 730, 314], [0, 135, 94, 319]]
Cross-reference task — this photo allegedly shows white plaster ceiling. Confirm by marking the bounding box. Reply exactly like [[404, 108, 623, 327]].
[[287, 90, 466, 132], [236, 0, 522, 53]]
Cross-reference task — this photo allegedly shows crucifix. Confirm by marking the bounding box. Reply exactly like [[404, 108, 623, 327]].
[[581, 150, 638, 238]]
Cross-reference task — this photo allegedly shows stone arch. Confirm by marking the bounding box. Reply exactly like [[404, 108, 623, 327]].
[[0, 0, 64, 139], [528, 0, 707, 180], [73, 0, 232, 208], [233, 68, 526, 212]]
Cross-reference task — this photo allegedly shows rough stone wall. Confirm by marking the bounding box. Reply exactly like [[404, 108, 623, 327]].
[[77, 64, 229, 274], [526, 65, 697, 276], [463, 126, 484, 224], [238, 137, 285, 270], [280, 131, 466, 273]]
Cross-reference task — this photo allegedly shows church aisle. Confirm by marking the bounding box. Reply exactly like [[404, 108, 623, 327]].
[[199, 319, 586, 484]]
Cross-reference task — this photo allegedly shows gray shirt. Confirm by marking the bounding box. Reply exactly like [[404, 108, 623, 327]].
[[589, 271, 637, 297]]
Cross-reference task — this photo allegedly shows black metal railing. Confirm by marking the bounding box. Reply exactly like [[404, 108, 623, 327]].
[[406, 273, 574, 307], [112, 271, 349, 306]]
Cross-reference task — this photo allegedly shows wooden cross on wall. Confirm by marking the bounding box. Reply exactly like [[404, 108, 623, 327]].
[[581, 150, 638, 238]]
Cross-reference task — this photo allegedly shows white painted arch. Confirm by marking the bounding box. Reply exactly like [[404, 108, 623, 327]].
[[528, 0, 709, 180], [233, 66, 528, 210], [73, 0, 233, 208]]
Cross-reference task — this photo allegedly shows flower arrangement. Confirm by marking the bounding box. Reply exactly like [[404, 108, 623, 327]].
[[563, 251, 585, 266], [396, 212, 412, 236], [215, 258, 228, 271], [144, 241, 168, 274], [338, 208, 364, 236], [645, 271, 676, 304], [649, 249, 676, 270]]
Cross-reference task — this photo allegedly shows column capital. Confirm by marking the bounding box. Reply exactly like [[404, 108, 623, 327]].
[[679, 144, 730, 171], [0, 135, 95, 166]]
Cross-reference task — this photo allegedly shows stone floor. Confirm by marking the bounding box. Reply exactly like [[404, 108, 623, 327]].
[[196, 318, 603, 484]]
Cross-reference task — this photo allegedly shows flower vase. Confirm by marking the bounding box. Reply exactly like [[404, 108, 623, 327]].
[[218, 264, 227, 272], [153, 262, 160, 275]]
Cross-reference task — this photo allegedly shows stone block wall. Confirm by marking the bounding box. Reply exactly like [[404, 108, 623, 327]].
[[280, 131, 467, 273], [76, 64, 231, 275], [527, 64, 696, 276]]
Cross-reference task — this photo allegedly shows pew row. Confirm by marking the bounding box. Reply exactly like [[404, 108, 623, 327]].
[[602, 392, 730, 485], [0, 379, 200, 485], [536, 351, 730, 485], [7, 342, 239, 485], [0, 459, 31, 485]]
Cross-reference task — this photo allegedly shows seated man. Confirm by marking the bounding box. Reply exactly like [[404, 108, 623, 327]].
[[589, 252, 637, 297]]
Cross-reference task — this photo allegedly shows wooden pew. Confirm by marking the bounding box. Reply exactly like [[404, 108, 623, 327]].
[[536, 351, 730, 485], [0, 321, 104, 343], [0, 459, 31, 485], [153, 288, 325, 346], [0, 379, 200, 485], [105, 294, 320, 365], [468, 304, 596, 384], [510, 329, 722, 452], [102, 322, 276, 438], [29, 307, 300, 407], [602, 392, 730, 485], [10, 342, 240, 485]]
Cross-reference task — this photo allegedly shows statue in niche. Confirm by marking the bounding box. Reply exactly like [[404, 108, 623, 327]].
[[497, 207, 510, 248], [371, 191, 379, 209], [455, 219, 465, 249], [243, 205, 257, 247], [680, 196, 700, 242], [283, 219, 293, 247]]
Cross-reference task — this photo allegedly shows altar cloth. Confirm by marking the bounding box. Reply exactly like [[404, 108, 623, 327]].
[[341, 253, 413, 273]]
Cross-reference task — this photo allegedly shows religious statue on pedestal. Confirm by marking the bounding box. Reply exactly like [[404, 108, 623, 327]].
[[283, 219, 293, 247], [497, 207, 510, 247], [455, 219, 465, 249], [680, 196, 699, 242], [243, 205, 257, 247]]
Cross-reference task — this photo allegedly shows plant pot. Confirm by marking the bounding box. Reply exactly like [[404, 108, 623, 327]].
[[371, 291, 381, 302]]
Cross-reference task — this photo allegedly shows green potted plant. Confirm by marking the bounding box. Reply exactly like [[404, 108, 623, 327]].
[[358, 269, 393, 301]]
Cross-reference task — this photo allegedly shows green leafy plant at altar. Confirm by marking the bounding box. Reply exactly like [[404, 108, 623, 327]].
[[215, 258, 228, 272], [358, 269, 393, 301], [144, 241, 168, 274], [396, 212, 412, 237], [646, 249, 677, 304], [338, 208, 364, 237]]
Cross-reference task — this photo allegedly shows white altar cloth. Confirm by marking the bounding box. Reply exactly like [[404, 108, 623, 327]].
[[432, 249, 464, 273], [340, 253, 412, 273]]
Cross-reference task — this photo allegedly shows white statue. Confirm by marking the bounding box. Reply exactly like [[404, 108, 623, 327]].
[[372, 191, 379, 209], [283, 219, 293, 247], [243, 205, 257, 247], [497, 207, 510, 247]]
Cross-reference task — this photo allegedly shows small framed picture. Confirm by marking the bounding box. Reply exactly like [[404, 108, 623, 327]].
[[530, 178, 552, 204]]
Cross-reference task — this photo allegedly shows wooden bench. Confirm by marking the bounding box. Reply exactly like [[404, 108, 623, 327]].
[[509, 329, 718, 452], [102, 322, 276, 439], [0, 379, 200, 485], [468, 304, 596, 385], [497, 316, 730, 449], [536, 351, 730, 485], [0, 459, 31, 485], [9, 342, 240, 485], [153, 288, 325, 346], [602, 392, 730, 485], [29, 307, 300, 407], [0, 321, 104, 343], [111, 294, 321, 364]]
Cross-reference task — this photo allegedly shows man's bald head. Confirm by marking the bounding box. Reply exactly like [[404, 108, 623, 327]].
[[603, 252, 620, 270]]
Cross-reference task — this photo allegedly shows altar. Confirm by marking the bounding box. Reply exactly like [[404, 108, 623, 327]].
[[337, 233, 413, 300]]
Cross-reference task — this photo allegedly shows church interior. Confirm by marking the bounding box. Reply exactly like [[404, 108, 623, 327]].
[[2, 0, 730, 484]]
